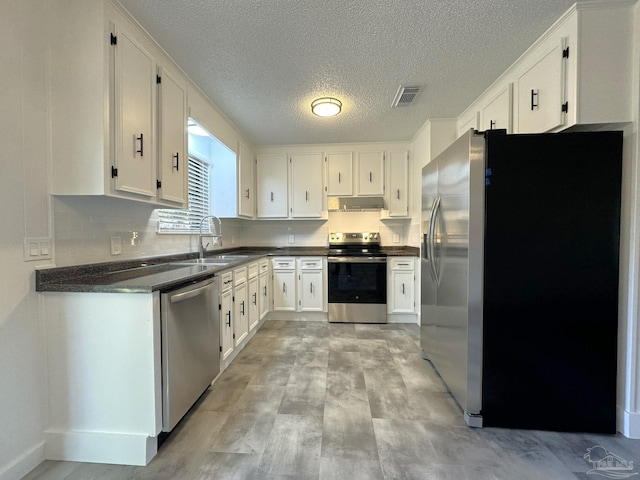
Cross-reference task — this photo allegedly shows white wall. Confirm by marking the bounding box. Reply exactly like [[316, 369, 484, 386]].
[[0, 1, 50, 479]]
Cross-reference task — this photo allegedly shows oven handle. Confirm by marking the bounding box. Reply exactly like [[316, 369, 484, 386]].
[[328, 256, 387, 263]]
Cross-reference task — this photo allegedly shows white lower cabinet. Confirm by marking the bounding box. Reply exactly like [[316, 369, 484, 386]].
[[258, 259, 270, 319], [387, 257, 416, 314], [272, 258, 296, 311], [233, 266, 249, 346], [219, 271, 234, 361], [248, 271, 259, 332], [297, 257, 325, 312]]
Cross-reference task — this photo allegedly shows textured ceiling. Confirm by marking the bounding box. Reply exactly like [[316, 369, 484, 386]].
[[117, 0, 577, 146]]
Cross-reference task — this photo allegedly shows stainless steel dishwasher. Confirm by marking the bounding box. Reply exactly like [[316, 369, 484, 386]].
[[160, 277, 219, 432]]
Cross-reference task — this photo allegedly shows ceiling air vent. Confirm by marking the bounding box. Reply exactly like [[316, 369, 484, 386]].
[[392, 85, 420, 107]]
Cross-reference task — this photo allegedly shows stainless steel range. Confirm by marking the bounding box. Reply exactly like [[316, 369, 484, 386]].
[[327, 232, 387, 323]]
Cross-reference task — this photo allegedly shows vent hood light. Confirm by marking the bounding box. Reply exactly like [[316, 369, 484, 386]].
[[328, 196, 385, 212], [311, 97, 342, 117]]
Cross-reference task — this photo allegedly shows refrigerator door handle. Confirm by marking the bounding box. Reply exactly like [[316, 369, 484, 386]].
[[427, 196, 441, 285]]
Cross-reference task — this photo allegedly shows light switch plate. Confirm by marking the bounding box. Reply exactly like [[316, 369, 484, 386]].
[[288, 234, 295, 244], [23, 237, 52, 261]]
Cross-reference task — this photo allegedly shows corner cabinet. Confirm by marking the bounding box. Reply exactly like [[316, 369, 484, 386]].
[[386, 150, 409, 217], [49, 0, 187, 207], [238, 141, 255, 218]]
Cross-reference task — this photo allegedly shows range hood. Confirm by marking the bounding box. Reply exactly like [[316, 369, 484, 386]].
[[328, 196, 386, 212]]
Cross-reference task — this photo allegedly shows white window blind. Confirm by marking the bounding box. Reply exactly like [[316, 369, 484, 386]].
[[157, 157, 211, 234]]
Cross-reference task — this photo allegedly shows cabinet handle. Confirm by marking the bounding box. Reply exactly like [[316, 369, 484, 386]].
[[402, 283, 405, 295], [489, 120, 496, 130], [241, 301, 245, 315], [338, 172, 341, 183], [263, 285, 267, 296], [135, 133, 144, 157], [226, 311, 231, 327], [396, 189, 400, 200], [173, 152, 179, 170], [245, 188, 250, 199], [270, 192, 274, 202], [305, 191, 309, 201], [253, 292, 257, 305], [530, 89, 539, 110], [369, 171, 373, 183]]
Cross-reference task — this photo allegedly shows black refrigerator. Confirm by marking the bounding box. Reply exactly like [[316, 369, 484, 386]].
[[420, 128, 622, 433]]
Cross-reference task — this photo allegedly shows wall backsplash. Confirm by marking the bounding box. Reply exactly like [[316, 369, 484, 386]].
[[53, 197, 413, 266]]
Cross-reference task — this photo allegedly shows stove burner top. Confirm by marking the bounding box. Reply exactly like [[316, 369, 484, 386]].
[[328, 232, 385, 257]]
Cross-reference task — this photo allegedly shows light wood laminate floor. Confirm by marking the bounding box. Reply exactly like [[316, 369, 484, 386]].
[[23, 320, 640, 480]]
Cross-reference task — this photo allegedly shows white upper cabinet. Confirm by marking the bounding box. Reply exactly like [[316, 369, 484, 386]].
[[157, 67, 188, 206], [516, 39, 566, 133], [290, 153, 323, 218], [256, 153, 288, 218], [457, 111, 479, 138], [357, 151, 384, 196], [238, 141, 255, 218], [386, 150, 409, 217], [459, 3, 634, 135], [480, 84, 512, 133], [49, 0, 190, 206], [326, 152, 353, 196]]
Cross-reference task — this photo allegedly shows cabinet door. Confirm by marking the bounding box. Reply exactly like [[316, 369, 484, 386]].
[[390, 271, 415, 313], [481, 84, 512, 133], [248, 276, 259, 331], [298, 270, 323, 312], [272, 270, 296, 311], [157, 67, 187, 205], [387, 150, 409, 217], [291, 153, 323, 218], [357, 152, 384, 196], [259, 272, 270, 319], [238, 141, 254, 218], [517, 39, 566, 133], [326, 152, 353, 196], [220, 289, 233, 360], [113, 27, 156, 198], [256, 153, 288, 218], [233, 282, 248, 346]]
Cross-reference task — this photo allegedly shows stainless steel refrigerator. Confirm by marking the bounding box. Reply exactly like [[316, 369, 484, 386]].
[[420, 128, 622, 433]]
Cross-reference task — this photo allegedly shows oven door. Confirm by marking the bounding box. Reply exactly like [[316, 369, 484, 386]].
[[327, 256, 387, 323]]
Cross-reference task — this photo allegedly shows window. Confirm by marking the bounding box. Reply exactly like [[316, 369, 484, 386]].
[[157, 156, 211, 234]]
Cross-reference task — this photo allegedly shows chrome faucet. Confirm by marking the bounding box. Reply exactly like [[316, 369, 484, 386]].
[[199, 215, 222, 259]]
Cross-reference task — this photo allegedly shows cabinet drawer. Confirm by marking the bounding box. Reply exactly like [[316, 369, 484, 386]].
[[272, 257, 295, 270], [259, 259, 269, 273], [248, 262, 259, 279], [220, 271, 233, 291], [234, 266, 247, 285], [390, 258, 414, 271], [298, 257, 323, 270]]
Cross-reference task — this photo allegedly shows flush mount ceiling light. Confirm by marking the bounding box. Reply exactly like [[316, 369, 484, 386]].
[[311, 97, 342, 117]]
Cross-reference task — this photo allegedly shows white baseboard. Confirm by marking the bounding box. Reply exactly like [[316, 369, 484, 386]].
[[0, 441, 45, 480], [44, 430, 157, 466], [386, 313, 418, 324], [617, 406, 640, 439]]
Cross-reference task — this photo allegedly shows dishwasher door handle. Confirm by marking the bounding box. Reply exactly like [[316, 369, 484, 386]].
[[169, 283, 212, 303]]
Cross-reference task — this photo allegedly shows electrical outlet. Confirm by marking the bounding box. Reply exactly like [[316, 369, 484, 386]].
[[393, 234, 400, 243], [288, 234, 295, 244], [110, 236, 122, 255]]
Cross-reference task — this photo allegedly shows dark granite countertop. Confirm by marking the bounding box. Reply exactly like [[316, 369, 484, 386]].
[[36, 246, 418, 294]]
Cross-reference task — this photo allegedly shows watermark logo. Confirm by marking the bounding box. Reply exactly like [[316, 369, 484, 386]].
[[584, 445, 637, 478]]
